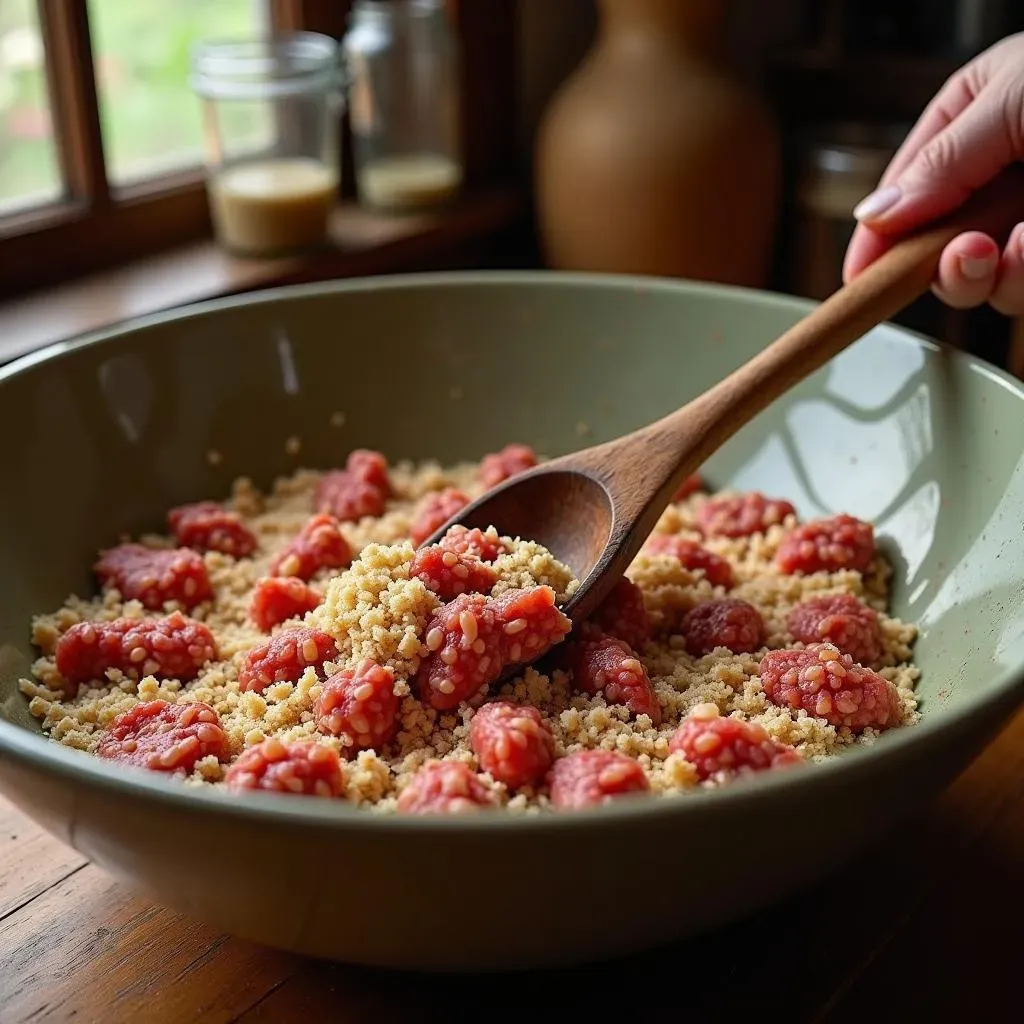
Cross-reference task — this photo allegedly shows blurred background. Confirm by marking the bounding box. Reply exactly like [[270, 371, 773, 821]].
[[1, 0, 1023, 375]]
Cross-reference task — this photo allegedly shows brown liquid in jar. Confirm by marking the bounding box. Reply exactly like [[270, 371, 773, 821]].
[[358, 152, 462, 212], [209, 157, 338, 256]]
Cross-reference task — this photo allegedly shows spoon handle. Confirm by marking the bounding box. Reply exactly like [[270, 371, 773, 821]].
[[656, 163, 1024, 477]]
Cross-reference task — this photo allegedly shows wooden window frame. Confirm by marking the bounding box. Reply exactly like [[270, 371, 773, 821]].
[[0, 0, 519, 301]]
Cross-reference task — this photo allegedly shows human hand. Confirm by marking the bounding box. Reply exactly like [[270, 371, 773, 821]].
[[843, 33, 1024, 314]]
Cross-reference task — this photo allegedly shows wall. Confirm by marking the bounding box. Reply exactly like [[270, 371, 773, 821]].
[[515, 0, 596, 164]]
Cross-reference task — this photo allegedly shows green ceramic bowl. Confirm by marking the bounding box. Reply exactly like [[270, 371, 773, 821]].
[[1, 272, 1022, 971]]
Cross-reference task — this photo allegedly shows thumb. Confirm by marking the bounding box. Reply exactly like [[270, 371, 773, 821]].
[[852, 93, 1016, 236]]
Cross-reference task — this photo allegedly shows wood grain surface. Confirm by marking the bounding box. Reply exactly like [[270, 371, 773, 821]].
[[0, 185, 526, 366], [1, 705, 1021, 1023]]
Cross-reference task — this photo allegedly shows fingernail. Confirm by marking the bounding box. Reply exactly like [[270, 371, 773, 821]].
[[853, 185, 902, 221], [959, 253, 998, 280]]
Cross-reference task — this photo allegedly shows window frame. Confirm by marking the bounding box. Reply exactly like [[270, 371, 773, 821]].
[[0, 0, 518, 300]]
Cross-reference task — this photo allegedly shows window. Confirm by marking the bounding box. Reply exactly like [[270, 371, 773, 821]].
[[0, 0, 287, 297], [88, 0, 270, 185], [0, 0, 518, 300], [0, 0, 62, 212]]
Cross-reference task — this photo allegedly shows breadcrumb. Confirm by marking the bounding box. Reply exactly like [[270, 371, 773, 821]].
[[18, 463, 919, 810]]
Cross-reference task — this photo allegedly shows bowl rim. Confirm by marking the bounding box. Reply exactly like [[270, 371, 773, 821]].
[[1, 269, 1022, 834]]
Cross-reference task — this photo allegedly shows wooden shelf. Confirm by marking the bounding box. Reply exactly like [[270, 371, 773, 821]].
[[0, 183, 527, 365], [768, 52, 960, 123]]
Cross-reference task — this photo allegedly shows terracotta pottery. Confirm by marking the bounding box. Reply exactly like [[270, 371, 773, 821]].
[[535, 0, 781, 286]]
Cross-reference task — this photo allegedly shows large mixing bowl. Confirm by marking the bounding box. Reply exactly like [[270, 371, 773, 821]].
[[1, 272, 1022, 971]]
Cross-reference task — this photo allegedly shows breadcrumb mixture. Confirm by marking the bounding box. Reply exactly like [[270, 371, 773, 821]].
[[19, 460, 919, 813]]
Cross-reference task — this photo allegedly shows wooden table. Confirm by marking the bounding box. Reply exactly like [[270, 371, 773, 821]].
[[2, 708, 1022, 1023]]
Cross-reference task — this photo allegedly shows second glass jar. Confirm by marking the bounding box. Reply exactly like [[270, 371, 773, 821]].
[[343, 0, 463, 213]]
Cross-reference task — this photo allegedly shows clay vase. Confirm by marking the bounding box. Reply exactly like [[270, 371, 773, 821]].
[[534, 0, 781, 287]]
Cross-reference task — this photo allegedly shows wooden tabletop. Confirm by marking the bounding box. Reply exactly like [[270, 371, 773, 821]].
[[2, 707, 1022, 1023]]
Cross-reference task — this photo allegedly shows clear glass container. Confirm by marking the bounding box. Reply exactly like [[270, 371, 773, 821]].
[[343, 0, 463, 213], [191, 32, 344, 257], [790, 122, 909, 300]]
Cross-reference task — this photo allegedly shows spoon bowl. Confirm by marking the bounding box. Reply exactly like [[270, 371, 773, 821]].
[[436, 466, 615, 602]]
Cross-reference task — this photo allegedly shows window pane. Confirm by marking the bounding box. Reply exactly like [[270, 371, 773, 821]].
[[0, 0, 62, 214], [88, 0, 271, 185]]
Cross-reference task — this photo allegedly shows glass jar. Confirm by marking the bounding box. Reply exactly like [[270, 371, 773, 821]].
[[789, 122, 909, 300], [343, 0, 463, 213], [191, 32, 344, 257]]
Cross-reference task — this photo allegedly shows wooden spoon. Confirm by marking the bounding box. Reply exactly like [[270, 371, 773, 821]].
[[424, 165, 1024, 642]]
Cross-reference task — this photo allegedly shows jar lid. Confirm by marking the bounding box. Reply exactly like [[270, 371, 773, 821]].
[[796, 121, 912, 180], [191, 32, 345, 100], [353, 0, 444, 11], [348, 0, 445, 24]]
